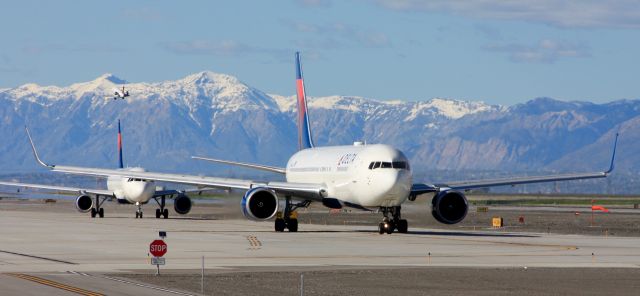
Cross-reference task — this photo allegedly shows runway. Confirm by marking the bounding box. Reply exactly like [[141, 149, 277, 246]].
[[0, 200, 640, 295], [1, 200, 640, 274]]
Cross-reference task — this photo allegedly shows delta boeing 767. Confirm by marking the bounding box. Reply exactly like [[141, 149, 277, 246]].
[[18, 52, 617, 234]]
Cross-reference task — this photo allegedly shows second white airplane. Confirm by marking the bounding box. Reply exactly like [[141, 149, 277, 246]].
[[0, 120, 196, 219], [17, 52, 618, 234]]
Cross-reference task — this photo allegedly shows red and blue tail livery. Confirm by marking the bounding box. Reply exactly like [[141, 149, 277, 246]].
[[117, 119, 124, 169], [295, 52, 314, 150]]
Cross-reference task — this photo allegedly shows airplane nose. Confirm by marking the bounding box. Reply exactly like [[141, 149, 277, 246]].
[[125, 182, 148, 200], [378, 170, 411, 197], [392, 170, 410, 191], [366, 169, 413, 206]]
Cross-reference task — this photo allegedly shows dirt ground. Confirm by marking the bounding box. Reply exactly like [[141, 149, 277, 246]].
[[117, 267, 640, 296]]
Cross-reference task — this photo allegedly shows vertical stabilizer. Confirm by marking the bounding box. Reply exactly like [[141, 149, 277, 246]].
[[295, 51, 314, 150], [117, 120, 124, 169]]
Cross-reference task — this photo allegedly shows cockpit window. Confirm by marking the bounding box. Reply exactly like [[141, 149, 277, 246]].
[[127, 178, 147, 182], [368, 161, 409, 170], [392, 161, 408, 169]]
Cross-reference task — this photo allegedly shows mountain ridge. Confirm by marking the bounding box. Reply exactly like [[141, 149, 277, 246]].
[[0, 72, 636, 181]]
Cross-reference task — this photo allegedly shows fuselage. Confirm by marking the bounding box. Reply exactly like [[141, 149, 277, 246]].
[[106, 167, 155, 204], [286, 144, 412, 207]]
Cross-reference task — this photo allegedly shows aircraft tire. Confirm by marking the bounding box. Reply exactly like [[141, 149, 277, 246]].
[[155, 209, 161, 219], [378, 223, 385, 234], [163, 209, 169, 219], [385, 222, 394, 234], [397, 219, 408, 233], [98, 208, 104, 218], [288, 219, 298, 232], [135, 212, 139, 219], [275, 218, 286, 232], [91, 208, 97, 218]]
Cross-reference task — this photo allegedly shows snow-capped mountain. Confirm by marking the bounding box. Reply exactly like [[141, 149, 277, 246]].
[[0, 72, 637, 180]]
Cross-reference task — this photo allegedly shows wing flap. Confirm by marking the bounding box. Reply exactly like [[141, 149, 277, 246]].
[[266, 181, 327, 201], [0, 181, 112, 196], [442, 171, 607, 191]]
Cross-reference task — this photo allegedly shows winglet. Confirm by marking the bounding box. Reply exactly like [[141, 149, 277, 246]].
[[24, 126, 53, 168], [605, 133, 618, 174]]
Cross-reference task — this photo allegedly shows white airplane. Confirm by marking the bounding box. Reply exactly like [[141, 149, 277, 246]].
[[0, 120, 195, 219], [17, 52, 618, 234], [108, 85, 130, 100]]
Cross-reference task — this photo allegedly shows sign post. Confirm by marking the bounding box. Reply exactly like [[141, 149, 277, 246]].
[[150, 239, 167, 275]]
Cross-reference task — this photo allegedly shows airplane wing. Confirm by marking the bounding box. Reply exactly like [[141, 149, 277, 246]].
[[0, 181, 113, 196], [153, 187, 219, 197], [24, 128, 327, 201], [411, 133, 619, 197], [191, 156, 286, 174]]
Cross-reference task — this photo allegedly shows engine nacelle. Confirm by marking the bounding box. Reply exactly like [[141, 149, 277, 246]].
[[431, 191, 468, 225], [241, 187, 278, 220], [174, 194, 192, 215], [75, 195, 93, 213]]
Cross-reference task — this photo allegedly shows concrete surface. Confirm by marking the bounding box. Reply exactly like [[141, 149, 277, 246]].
[[1, 199, 639, 295]]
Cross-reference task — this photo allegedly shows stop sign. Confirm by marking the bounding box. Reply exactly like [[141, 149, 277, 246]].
[[149, 239, 167, 257]]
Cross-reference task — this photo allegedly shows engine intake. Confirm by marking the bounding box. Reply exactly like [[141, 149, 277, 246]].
[[75, 195, 93, 212], [431, 191, 468, 225], [174, 194, 192, 215], [241, 187, 278, 220]]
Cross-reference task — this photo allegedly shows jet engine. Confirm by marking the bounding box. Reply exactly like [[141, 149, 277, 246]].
[[431, 191, 468, 225], [75, 195, 93, 213], [174, 194, 192, 215], [241, 187, 278, 220]]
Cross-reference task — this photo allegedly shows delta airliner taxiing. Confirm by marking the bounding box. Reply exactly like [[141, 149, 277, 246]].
[[0, 120, 195, 219], [17, 52, 618, 234]]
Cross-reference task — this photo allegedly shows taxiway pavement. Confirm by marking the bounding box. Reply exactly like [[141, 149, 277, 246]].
[[1, 201, 639, 275]]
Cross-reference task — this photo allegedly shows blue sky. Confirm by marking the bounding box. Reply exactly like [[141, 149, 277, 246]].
[[1, 0, 638, 105]]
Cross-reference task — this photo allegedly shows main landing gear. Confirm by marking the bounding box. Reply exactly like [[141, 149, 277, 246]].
[[135, 202, 143, 219], [153, 195, 169, 219], [378, 206, 408, 235], [274, 197, 309, 232], [90, 195, 107, 218]]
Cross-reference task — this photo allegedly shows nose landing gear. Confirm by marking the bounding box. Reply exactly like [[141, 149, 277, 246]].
[[378, 206, 408, 234], [135, 202, 143, 219]]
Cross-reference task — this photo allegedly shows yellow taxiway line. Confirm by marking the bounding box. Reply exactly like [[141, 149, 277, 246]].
[[5, 273, 104, 296]]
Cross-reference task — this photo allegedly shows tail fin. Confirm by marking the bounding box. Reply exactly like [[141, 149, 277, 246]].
[[117, 120, 124, 169], [295, 51, 314, 150]]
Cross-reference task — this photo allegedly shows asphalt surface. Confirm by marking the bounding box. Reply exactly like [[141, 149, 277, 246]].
[[1, 198, 639, 295]]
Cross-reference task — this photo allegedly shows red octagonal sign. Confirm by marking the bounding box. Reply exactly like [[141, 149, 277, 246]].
[[150, 239, 167, 257]]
